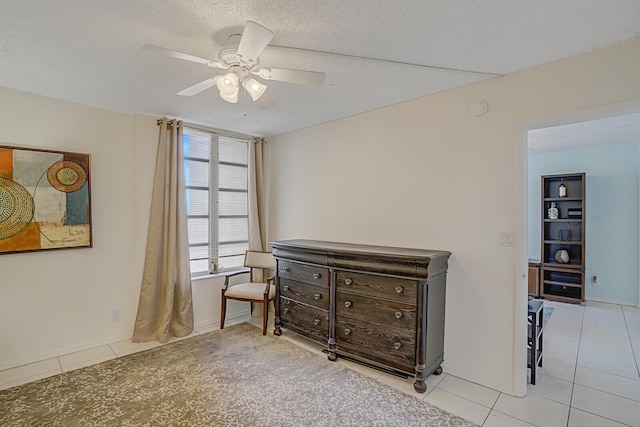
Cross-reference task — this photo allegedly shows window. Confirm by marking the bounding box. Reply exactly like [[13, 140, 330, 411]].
[[183, 126, 250, 275]]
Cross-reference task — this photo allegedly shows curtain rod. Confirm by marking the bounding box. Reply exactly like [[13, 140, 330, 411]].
[[184, 122, 255, 140], [156, 118, 264, 141], [156, 118, 181, 127]]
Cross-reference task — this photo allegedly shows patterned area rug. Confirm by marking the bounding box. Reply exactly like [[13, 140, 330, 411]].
[[0, 323, 478, 426]]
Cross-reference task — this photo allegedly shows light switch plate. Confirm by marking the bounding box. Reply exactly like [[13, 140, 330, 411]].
[[499, 232, 515, 246]]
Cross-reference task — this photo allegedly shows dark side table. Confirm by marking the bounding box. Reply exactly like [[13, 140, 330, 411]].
[[527, 299, 544, 385]]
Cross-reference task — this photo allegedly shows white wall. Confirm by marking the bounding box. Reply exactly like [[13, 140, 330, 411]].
[[267, 39, 640, 395], [0, 87, 137, 369], [0, 88, 249, 371], [528, 142, 640, 305]]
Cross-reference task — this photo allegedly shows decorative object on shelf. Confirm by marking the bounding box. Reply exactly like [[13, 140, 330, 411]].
[[558, 178, 567, 198], [547, 202, 559, 219], [557, 229, 572, 241], [568, 208, 582, 219], [554, 249, 570, 264], [0, 144, 92, 255]]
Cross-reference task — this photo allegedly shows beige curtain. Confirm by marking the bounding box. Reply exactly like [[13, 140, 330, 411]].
[[132, 117, 194, 343], [248, 137, 268, 251]]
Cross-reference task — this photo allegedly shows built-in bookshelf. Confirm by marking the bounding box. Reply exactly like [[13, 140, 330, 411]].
[[540, 173, 585, 303]]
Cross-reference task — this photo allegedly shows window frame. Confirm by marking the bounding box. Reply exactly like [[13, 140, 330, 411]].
[[183, 124, 251, 277]]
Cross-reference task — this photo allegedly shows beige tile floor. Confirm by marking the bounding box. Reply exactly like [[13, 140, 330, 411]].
[[1, 301, 640, 426]]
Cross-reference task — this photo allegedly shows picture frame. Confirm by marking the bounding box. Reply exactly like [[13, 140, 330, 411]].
[[0, 144, 92, 254]]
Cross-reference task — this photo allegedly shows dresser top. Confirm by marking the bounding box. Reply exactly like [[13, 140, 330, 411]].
[[270, 240, 451, 279], [271, 239, 450, 261]]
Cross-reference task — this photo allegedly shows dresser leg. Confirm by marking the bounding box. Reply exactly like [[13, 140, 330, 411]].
[[433, 366, 443, 375], [327, 337, 337, 361], [414, 363, 427, 393], [273, 327, 282, 336]]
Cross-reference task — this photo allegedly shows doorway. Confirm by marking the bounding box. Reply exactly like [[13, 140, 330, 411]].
[[526, 111, 640, 306]]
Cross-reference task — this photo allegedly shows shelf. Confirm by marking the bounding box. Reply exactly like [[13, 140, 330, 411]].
[[527, 324, 544, 341], [527, 349, 543, 369], [544, 219, 582, 223], [542, 279, 581, 288], [542, 282, 583, 301], [541, 262, 584, 269], [540, 293, 581, 304], [543, 240, 582, 245], [544, 197, 583, 202]]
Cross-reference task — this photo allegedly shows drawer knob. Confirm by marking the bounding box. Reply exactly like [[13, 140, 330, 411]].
[[394, 341, 403, 350], [344, 327, 352, 335], [395, 311, 403, 319], [395, 286, 404, 294], [283, 308, 291, 314], [313, 273, 322, 279], [344, 278, 353, 285], [314, 293, 322, 301], [344, 301, 353, 308], [313, 318, 321, 326], [283, 285, 290, 292], [281, 267, 290, 273]]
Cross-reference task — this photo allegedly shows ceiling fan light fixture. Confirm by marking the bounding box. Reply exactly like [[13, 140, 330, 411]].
[[218, 88, 238, 103], [216, 72, 239, 103], [243, 78, 267, 101], [217, 72, 239, 94]]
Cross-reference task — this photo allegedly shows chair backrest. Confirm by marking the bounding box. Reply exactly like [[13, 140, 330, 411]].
[[244, 250, 276, 270]]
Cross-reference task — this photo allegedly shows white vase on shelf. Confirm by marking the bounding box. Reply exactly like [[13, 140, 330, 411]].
[[547, 202, 559, 220]]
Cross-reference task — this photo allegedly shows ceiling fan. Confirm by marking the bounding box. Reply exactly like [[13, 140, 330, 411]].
[[143, 21, 326, 109]]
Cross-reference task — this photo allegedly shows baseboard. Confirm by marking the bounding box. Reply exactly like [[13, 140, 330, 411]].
[[585, 297, 639, 307], [194, 310, 251, 331], [2, 310, 253, 373], [0, 332, 132, 373]]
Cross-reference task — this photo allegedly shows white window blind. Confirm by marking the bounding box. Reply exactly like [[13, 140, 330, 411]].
[[183, 126, 249, 275]]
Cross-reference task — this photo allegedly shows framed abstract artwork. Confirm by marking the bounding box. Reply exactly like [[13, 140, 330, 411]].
[[0, 145, 92, 254]]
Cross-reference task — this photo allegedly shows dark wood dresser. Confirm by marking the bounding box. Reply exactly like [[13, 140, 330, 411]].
[[271, 239, 451, 393]]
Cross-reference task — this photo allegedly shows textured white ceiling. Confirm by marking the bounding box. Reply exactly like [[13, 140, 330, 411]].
[[1, 0, 640, 136], [528, 112, 640, 153]]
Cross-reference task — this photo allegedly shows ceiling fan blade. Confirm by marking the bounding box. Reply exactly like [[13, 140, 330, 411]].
[[253, 67, 325, 86], [236, 21, 274, 66], [256, 90, 275, 109], [142, 44, 226, 69], [177, 77, 220, 96]]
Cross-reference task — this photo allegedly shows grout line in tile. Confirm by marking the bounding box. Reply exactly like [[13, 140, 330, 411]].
[[576, 379, 640, 404], [568, 405, 635, 427], [622, 308, 640, 380], [565, 300, 586, 427]]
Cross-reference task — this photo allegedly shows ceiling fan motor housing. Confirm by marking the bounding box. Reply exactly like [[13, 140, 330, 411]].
[[219, 47, 258, 69]]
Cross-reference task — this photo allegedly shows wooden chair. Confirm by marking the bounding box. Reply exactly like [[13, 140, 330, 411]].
[[220, 250, 276, 335]]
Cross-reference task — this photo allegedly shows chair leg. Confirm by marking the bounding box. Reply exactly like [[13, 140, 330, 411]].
[[220, 292, 227, 330], [262, 296, 269, 335]]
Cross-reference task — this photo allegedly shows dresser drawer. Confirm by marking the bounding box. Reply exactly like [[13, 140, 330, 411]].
[[280, 298, 329, 342], [278, 261, 329, 286], [336, 316, 415, 372], [279, 278, 329, 310], [336, 271, 417, 303], [336, 292, 416, 328]]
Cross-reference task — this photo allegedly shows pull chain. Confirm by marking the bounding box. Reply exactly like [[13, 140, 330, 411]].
[[242, 87, 247, 117]]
